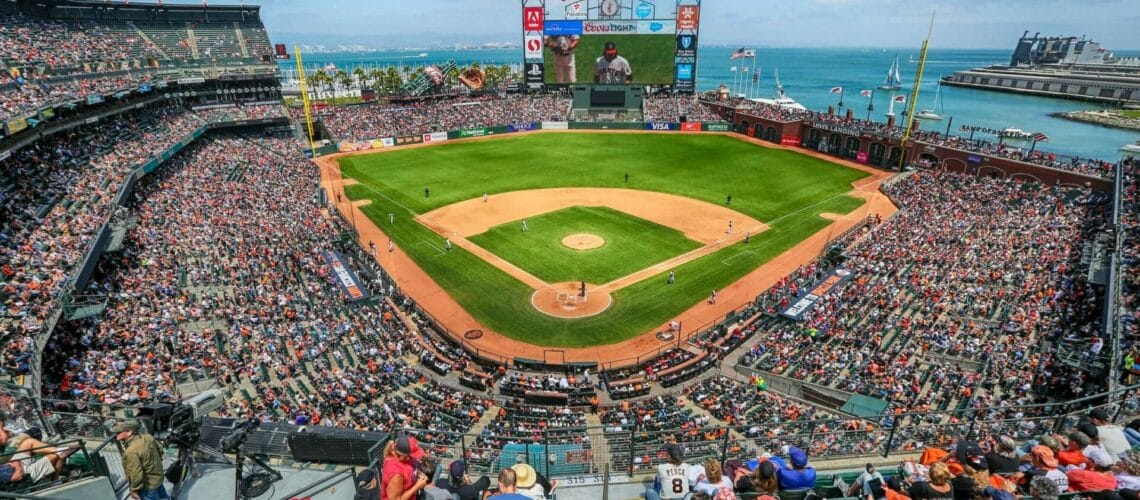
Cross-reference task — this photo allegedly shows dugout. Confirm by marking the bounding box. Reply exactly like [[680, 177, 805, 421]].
[[570, 85, 644, 121]]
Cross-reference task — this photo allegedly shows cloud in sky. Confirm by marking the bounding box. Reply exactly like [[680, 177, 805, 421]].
[[197, 0, 1138, 49]]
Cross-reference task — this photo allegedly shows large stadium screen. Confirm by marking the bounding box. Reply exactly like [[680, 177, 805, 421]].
[[524, 0, 697, 86]]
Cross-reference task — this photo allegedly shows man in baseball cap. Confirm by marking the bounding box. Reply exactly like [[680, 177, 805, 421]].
[[594, 41, 633, 84], [440, 460, 490, 500], [1089, 408, 1131, 459], [394, 434, 425, 460]]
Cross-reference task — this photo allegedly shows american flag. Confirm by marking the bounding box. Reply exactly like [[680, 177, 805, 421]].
[[892, 95, 906, 103], [731, 48, 747, 60], [860, 89, 872, 98], [1033, 132, 1049, 142], [829, 86, 843, 94]]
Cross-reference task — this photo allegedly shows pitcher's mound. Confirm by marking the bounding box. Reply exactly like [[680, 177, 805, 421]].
[[562, 233, 605, 250], [532, 282, 612, 319]]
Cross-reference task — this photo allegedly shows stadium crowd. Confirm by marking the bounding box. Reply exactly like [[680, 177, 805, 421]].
[[643, 95, 724, 123], [0, 13, 274, 122], [315, 95, 570, 141]]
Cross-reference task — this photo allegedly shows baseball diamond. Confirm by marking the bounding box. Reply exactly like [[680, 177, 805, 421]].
[[322, 132, 884, 351]]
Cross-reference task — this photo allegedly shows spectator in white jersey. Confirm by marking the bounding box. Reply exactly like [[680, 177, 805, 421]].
[[647, 444, 693, 500]]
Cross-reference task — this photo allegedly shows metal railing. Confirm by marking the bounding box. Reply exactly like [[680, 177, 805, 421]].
[[387, 382, 1140, 480], [0, 439, 101, 497]]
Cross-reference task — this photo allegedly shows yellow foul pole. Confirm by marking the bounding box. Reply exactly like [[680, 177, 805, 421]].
[[898, 12, 935, 171], [294, 46, 316, 157]]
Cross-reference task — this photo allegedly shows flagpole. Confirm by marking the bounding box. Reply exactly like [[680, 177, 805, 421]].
[[866, 89, 875, 121]]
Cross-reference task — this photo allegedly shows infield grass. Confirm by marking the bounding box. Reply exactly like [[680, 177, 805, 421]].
[[468, 206, 702, 284], [339, 133, 869, 347]]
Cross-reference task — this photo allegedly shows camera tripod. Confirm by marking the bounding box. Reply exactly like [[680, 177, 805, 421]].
[[168, 438, 232, 499]]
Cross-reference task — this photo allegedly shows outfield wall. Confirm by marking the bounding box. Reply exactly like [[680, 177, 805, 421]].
[[333, 121, 733, 152]]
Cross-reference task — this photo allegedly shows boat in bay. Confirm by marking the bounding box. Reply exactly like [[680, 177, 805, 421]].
[[915, 79, 945, 120], [750, 67, 807, 111], [877, 55, 903, 90]]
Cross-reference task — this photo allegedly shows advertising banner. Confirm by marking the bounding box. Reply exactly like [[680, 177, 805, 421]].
[[675, 34, 697, 57], [423, 132, 448, 143], [636, 21, 674, 35], [524, 34, 544, 59], [680, 122, 701, 132], [0, 149, 11, 162], [704, 123, 730, 132], [508, 122, 539, 133], [370, 139, 385, 149], [525, 62, 545, 87], [542, 121, 570, 130], [856, 151, 869, 164], [780, 267, 854, 321], [323, 251, 370, 302], [381, 137, 395, 148], [645, 122, 677, 131], [523, 6, 544, 31], [677, 5, 700, 30], [582, 21, 638, 34], [451, 127, 490, 139], [394, 135, 423, 146], [781, 136, 801, 146], [544, 20, 583, 36]]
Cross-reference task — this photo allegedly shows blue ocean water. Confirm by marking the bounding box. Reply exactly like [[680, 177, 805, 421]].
[[284, 46, 1140, 161]]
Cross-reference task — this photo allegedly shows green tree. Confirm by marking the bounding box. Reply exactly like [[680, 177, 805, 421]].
[[369, 68, 385, 93], [353, 67, 368, 90], [386, 66, 403, 94], [335, 70, 353, 105]]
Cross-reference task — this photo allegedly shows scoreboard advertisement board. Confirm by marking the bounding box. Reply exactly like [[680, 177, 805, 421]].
[[522, 0, 700, 90]]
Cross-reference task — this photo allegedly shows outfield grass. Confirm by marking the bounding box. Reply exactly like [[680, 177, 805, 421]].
[[339, 133, 868, 347], [468, 206, 702, 284]]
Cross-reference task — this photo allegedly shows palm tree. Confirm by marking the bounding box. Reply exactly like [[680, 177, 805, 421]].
[[335, 70, 352, 104], [353, 67, 368, 90], [307, 69, 332, 102], [386, 66, 403, 94], [369, 68, 385, 93]]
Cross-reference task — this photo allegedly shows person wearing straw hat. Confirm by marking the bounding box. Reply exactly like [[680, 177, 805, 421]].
[[510, 462, 557, 500], [113, 419, 168, 500]]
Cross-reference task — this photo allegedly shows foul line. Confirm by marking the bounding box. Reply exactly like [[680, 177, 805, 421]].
[[721, 250, 759, 266], [416, 241, 447, 256], [351, 180, 418, 216], [765, 192, 858, 226]]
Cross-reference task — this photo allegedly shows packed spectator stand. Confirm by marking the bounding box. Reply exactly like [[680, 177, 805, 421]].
[[0, 5, 276, 124]]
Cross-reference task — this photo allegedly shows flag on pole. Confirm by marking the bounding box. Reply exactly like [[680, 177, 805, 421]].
[[860, 89, 872, 98], [743, 49, 756, 57], [1032, 132, 1049, 142], [829, 86, 843, 94], [730, 66, 737, 72], [731, 48, 747, 60], [892, 95, 906, 103]]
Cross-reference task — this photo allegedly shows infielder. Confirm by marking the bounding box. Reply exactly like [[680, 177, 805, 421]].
[[666, 270, 675, 285], [709, 289, 718, 304], [483, 192, 488, 202], [545, 34, 579, 83], [521, 219, 529, 232], [388, 240, 394, 253], [595, 41, 633, 84], [388, 213, 394, 224], [727, 220, 734, 235], [445, 238, 452, 251]]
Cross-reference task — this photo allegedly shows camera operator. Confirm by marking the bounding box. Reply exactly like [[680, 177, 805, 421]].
[[113, 419, 169, 500]]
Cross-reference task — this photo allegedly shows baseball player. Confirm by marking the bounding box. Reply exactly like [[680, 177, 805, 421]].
[[744, 231, 751, 244], [666, 270, 675, 285], [388, 240, 394, 253], [483, 192, 488, 202], [595, 41, 633, 84], [709, 289, 718, 304], [388, 213, 394, 224], [727, 220, 734, 235], [445, 238, 452, 251], [545, 34, 579, 83], [521, 219, 529, 232], [369, 240, 377, 257]]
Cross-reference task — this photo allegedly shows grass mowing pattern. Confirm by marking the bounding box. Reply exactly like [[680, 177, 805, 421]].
[[468, 206, 702, 284], [340, 133, 869, 347]]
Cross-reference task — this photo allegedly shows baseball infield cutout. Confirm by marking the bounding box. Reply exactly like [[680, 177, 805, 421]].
[[531, 282, 613, 319], [417, 187, 768, 316], [561, 233, 605, 250]]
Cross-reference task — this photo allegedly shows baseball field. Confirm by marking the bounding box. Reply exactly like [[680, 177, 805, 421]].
[[337, 132, 868, 347]]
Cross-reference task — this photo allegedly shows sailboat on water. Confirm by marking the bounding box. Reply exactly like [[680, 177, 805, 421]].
[[915, 79, 945, 120], [749, 67, 807, 110], [878, 56, 903, 90]]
